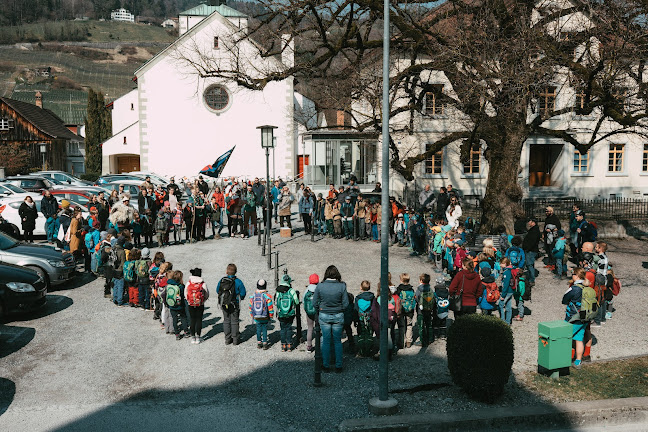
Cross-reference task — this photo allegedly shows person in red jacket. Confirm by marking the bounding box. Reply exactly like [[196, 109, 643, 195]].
[[449, 258, 482, 317]]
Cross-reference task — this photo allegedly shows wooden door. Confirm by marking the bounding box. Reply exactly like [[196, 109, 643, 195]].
[[117, 156, 140, 174], [528, 145, 551, 187], [297, 155, 309, 179]]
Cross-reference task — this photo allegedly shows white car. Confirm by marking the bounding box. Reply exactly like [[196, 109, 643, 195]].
[[0, 183, 31, 202], [34, 171, 93, 187], [0, 197, 90, 236]]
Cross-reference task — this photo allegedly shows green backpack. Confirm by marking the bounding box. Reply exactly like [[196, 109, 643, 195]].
[[166, 283, 181, 307], [356, 314, 374, 357], [580, 286, 599, 321], [303, 290, 316, 317], [400, 289, 416, 313], [136, 260, 149, 280], [123, 261, 136, 283], [276, 290, 296, 318]]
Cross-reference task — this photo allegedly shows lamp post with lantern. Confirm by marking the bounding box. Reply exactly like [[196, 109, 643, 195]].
[[257, 125, 277, 270]]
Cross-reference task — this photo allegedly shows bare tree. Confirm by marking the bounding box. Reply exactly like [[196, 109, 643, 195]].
[[177, 0, 648, 232]]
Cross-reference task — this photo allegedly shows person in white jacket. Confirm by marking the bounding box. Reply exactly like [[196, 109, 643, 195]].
[[445, 196, 462, 228], [185, 268, 210, 344]]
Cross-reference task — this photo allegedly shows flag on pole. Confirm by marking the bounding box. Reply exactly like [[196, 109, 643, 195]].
[[200, 146, 235, 178]]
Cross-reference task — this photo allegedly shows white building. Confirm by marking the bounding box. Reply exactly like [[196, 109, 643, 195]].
[[102, 6, 314, 179], [161, 19, 177, 29], [111, 8, 135, 23], [178, 3, 247, 37]]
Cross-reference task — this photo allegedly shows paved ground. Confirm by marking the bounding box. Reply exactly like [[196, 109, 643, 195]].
[[1, 227, 647, 431]]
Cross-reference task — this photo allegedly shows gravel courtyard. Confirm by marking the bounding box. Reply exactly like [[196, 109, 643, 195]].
[[1, 231, 646, 431]]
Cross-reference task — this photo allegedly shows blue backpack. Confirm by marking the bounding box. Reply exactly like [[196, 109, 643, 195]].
[[508, 247, 523, 267], [357, 298, 372, 322], [435, 292, 449, 318]]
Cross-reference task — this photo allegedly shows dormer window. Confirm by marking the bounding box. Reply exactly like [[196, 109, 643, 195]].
[[213, 37, 219, 49]]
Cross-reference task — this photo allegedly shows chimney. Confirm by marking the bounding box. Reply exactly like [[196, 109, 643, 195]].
[[281, 34, 294, 69], [35, 91, 43, 108]]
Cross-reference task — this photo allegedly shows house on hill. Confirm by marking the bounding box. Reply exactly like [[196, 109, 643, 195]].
[[101, 4, 315, 178], [111, 8, 135, 23], [0, 97, 84, 174]]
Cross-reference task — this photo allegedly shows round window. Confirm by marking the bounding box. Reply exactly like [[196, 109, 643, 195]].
[[203, 84, 231, 113]]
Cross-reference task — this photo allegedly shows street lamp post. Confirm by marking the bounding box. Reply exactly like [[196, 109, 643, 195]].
[[258, 125, 277, 270], [39, 143, 47, 170], [368, 0, 398, 415]]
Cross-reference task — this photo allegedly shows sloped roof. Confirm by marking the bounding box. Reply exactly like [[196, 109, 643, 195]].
[[10, 89, 88, 125], [0, 97, 82, 141], [180, 3, 247, 18]]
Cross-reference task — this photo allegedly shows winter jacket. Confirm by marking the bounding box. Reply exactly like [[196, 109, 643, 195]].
[[313, 279, 349, 314], [500, 266, 514, 296], [449, 269, 481, 307], [523, 225, 541, 253], [331, 203, 341, 221], [478, 275, 499, 310], [18, 202, 38, 231], [544, 214, 562, 231], [355, 200, 368, 218], [353, 291, 375, 324], [436, 192, 449, 216], [41, 195, 58, 219], [252, 183, 265, 205], [340, 202, 354, 219], [446, 204, 462, 228], [324, 202, 334, 220], [562, 282, 584, 322], [552, 236, 567, 260], [216, 275, 247, 307], [68, 217, 83, 253], [112, 244, 126, 277], [277, 192, 294, 217], [249, 290, 274, 322], [299, 195, 314, 214]]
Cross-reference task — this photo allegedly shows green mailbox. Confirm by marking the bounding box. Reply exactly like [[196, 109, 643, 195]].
[[538, 320, 572, 375]]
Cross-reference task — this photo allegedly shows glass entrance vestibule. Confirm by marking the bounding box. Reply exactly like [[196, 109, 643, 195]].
[[304, 136, 378, 186]]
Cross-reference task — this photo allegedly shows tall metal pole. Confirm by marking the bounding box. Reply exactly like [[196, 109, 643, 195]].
[[369, 0, 398, 415], [266, 147, 272, 270]]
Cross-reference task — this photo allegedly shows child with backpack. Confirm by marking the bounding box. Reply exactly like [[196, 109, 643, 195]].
[[478, 267, 499, 315], [343, 291, 356, 352], [354, 280, 375, 357], [303, 274, 319, 352], [132, 212, 142, 248], [498, 257, 515, 324], [216, 263, 247, 345], [186, 268, 209, 344], [397, 273, 416, 349], [415, 273, 434, 346], [606, 267, 620, 320], [563, 267, 595, 368], [172, 202, 184, 244], [136, 248, 152, 310], [156, 262, 173, 333], [166, 270, 188, 340], [505, 236, 525, 269], [154, 210, 169, 247], [250, 279, 274, 349], [124, 248, 140, 307], [433, 277, 449, 340], [275, 273, 300, 351], [552, 229, 568, 280]]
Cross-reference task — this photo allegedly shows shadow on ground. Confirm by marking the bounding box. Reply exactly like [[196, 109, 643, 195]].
[[6, 295, 73, 324], [0, 325, 35, 359], [49, 353, 578, 432]]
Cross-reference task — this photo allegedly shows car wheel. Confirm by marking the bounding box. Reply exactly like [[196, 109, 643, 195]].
[[25, 266, 50, 290]]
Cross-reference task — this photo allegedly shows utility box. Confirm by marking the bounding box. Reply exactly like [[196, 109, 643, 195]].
[[538, 320, 572, 378], [280, 227, 292, 238]]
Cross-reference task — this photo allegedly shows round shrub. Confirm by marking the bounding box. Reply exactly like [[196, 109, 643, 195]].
[[446, 314, 514, 403]]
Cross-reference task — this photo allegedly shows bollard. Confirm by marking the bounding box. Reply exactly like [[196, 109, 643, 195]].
[[274, 251, 279, 288], [262, 238, 266, 256], [314, 318, 322, 387], [311, 223, 315, 242], [353, 216, 358, 241], [257, 220, 262, 245]]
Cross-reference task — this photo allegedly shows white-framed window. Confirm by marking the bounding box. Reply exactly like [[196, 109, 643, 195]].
[[573, 150, 589, 172], [608, 144, 624, 172], [424, 145, 443, 174], [67, 141, 82, 156], [203, 84, 231, 113], [642, 144, 648, 172], [537, 86, 556, 117], [424, 85, 446, 116], [0, 117, 14, 130], [463, 148, 480, 174], [213, 36, 219, 49]]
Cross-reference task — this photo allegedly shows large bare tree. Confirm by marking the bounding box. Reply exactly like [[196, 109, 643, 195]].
[[178, 0, 648, 232]]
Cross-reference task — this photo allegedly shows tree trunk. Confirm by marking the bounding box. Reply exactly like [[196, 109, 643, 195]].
[[480, 132, 526, 234]]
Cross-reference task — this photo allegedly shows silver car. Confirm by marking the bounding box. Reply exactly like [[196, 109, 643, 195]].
[[0, 232, 76, 289], [34, 171, 92, 187]]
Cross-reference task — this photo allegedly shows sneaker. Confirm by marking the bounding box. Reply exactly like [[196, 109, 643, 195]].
[[573, 359, 582, 369], [263, 343, 270, 350], [196, 337, 203, 344], [191, 337, 197, 344], [591, 323, 601, 328], [281, 344, 287, 351], [225, 339, 233, 345], [583, 355, 591, 362], [605, 312, 613, 319], [514, 316, 524, 321], [176, 334, 183, 341], [257, 342, 263, 349]]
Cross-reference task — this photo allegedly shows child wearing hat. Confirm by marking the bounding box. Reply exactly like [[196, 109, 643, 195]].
[[249, 279, 274, 350], [303, 274, 319, 352], [186, 268, 209, 344], [137, 248, 153, 310], [274, 274, 300, 351]]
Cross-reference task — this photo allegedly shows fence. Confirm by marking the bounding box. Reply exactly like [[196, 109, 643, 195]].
[[522, 198, 648, 221]]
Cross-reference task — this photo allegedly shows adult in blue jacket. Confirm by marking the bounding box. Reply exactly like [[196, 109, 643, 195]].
[[216, 263, 247, 345], [313, 265, 349, 372]]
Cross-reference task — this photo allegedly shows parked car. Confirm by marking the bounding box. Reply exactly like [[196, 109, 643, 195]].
[[5, 176, 56, 193], [0, 212, 20, 238], [96, 173, 167, 188], [49, 190, 94, 207], [101, 181, 146, 197], [0, 231, 76, 289], [34, 171, 92, 187], [0, 196, 90, 236], [0, 182, 29, 197], [0, 261, 48, 319]]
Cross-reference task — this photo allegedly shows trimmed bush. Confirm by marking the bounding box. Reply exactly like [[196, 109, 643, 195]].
[[80, 172, 100, 182], [446, 314, 514, 403]]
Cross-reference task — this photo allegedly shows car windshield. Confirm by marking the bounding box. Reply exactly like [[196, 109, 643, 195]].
[[46, 178, 62, 186], [0, 232, 18, 249], [0, 183, 27, 193]]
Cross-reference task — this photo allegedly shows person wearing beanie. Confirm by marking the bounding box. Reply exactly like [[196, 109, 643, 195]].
[[275, 273, 300, 351], [185, 268, 209, 344], [303, 273, 319, 352], [83, 224, 100, 273], [135, 247, 153, 310], [249, 279, 274, 350], [478, 266, 499, 315], [111, 235, 127, 306]]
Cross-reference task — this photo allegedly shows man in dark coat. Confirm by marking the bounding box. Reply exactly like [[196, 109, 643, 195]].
[[522, 218, 541, 287], [436, 187, 449, 221]]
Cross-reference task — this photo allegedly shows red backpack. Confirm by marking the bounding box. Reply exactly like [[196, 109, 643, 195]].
[[611, 278, 621, 296], [510, 268, 521, 291], [186, 281, 205, 307], [483, 281, 500, 303]]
